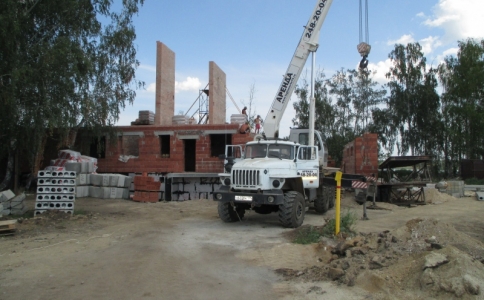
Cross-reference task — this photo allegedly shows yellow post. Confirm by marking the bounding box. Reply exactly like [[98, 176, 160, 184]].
[[335, 171, 342, 235]]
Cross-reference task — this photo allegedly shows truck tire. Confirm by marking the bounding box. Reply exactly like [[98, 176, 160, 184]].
[[314, 194, 329, 214], [278, 191, 305, 228], [218, 202, 245, 222], [326, 185, 336, 209]]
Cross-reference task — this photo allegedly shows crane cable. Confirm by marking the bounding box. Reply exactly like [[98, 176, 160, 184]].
[[357, 0, 371, 71]]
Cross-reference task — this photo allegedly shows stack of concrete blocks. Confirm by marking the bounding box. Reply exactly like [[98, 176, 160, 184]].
[[35, 170, 76, 216], [230, 114, 247, 125], [0, 190, 27, 216], [45, 150, 98, 173], [64, 160, 96, 198], [164, 175, 220, 201], [445, 180, 465, 198], [172, 115, 189, 125], [133, 173, 161, 202], [88, 174, 131, 199], [139, 110, 155, 125]]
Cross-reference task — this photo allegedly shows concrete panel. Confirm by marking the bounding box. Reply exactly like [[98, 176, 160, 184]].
[[208, 61, 226, 124], [155, 41, 175, 126]]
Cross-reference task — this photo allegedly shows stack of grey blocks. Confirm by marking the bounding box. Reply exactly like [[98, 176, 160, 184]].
[[0, 190, 27, 216], [88, 174, 131, 199], [65, 160, 95, 198], [35, 170, 76, 216]]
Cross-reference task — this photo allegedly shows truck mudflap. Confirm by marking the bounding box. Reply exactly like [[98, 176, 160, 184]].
[[214, 186, 285, 205]]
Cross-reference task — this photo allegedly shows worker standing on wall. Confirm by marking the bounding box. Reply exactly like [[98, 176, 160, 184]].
[[255, 115, 263, 134], [242, 106, 248, 122]]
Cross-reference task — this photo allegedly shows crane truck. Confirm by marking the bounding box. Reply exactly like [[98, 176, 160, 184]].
[[213, 0, 363, 228]]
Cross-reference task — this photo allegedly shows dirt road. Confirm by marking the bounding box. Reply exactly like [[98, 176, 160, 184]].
[[1, 192, 483, 300]]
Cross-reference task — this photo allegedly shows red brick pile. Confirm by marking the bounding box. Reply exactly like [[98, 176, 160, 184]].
[[133, 173, 161, 203]]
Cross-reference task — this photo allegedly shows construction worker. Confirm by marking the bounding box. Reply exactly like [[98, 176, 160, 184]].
[[241, 106, 248, 122], [255, 115, 263, 134]]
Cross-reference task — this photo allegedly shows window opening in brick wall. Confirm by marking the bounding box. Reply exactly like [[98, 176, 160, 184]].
[[210, 134, 232, 157], [122, 135, 139, 156], [160, 135, 170, 158], [89, 136, 106, 159]]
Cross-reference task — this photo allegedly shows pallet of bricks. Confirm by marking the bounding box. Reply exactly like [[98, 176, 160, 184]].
[[133, 173, 161, 203], [35, 170, 76, 216]]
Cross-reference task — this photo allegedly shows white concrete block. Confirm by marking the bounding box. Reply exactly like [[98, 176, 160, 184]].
[[109, 175, 119, 187], [89, 186, 102, 198], [65, 162, 82, 173], [0, 190, 15, 202]]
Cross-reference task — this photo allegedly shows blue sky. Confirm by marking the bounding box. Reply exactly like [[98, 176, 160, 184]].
[[118, 0, 484, 137]]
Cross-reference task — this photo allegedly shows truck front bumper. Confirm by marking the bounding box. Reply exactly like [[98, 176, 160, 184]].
[[213, 186, 285, 205]]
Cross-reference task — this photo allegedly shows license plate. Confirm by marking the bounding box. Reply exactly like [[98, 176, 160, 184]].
[[235, 195, 253, 201]]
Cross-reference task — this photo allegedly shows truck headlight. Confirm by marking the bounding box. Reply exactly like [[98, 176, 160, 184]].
[[223, 178, 231, 185], [272, 180, 281, 188], [216, 193, 223, 200]]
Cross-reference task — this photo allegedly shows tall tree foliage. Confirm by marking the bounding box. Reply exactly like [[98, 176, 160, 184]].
[[0, 0, 144, 188], [438, 38, 484, 176], [386, 43, 439, 155], [292, 69, 385, 165]]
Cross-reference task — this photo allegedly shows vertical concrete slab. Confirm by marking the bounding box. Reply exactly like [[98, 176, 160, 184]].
[[155, 42, 175, 126], [208, 61, 226, 124]]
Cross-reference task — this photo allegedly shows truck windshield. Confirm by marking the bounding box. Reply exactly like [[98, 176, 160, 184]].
[[268, 144, 294, 159], [245, 144, 294, 159], [245, 144, 267, 158]]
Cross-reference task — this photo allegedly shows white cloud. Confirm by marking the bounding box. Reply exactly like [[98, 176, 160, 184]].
[[419, 36, 442, 55], [387, 34, 415, 46], [175, 77, 202, 93], [146, 82, 156, 93], [442, 47, 459, 57], [424, 0, 484, 42], [142, 77, 203, 94], [368, 59, 393, 85]]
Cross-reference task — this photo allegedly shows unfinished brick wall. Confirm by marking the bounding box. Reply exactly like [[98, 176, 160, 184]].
[[208, 61, 226, 125], [342, 133, 378, 177], [94, 124, 254, 174], [155, 42, 175, 126]]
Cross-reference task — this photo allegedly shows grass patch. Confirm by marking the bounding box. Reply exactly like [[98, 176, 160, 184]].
[[293, 225, 324, 244], [464, 177, 484, 185], [288, 211, 358, 244], [73, 209, 89, 216], [322, 210, 358, 237]]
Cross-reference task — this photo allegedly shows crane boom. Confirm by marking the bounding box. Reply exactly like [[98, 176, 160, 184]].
[[263, 0, 333, 138]]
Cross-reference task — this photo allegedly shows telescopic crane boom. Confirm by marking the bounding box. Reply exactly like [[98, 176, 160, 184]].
[[263, 0, 333, 139]]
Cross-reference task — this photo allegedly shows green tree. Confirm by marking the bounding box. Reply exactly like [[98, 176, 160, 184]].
[[351, 69, 386, 136], [438, 38, 484, 176], [385, 43, 428, 155], [0, 0, 144, 189]]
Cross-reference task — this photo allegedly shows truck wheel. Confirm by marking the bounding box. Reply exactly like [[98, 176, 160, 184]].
[[218, 202, 245, 222], [326, 185, 336, 209], [314, 194, 329, 214], [279, 191, 305, 228]]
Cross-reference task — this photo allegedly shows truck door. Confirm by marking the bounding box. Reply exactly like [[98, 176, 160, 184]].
[[296, 145, 319, 188]]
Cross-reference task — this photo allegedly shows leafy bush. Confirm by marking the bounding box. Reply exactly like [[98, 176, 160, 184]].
[[322, 210, 358, 237], [293, 226, 323, 244]]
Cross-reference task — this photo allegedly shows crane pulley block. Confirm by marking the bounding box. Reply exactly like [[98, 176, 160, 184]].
[[357, 42, 371, 57]]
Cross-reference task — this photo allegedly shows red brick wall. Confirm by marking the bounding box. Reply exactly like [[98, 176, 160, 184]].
[[95, 124, 254, 174], [342, 133, 378, 178]]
